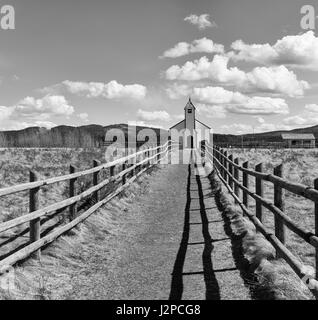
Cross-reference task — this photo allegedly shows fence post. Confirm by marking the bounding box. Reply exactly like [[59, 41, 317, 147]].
[[274, 164, 286, 254], [255, 163, 264, 222], [93, 160, 100, 203], [228, 154, 233, 190], [29, 171, 41, 259], [223, 150, 228, 180], [243, 161, 249, 208], [234, 158, 240, 201], [168, 139, 172, 164], [69, 165, 77, 221], [314, 178, 318, 279], [122, 161, 127, 185]]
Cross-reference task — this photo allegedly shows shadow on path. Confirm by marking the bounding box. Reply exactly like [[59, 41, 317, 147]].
[[169, 164, 220, 300]]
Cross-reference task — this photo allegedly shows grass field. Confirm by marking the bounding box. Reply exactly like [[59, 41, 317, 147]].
[[225, 148, 318, 269], [0, 148, 113, 262]]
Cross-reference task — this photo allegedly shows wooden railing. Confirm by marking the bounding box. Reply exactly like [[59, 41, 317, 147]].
[[0, 141, 175, 272], [204, 144, 318, 294]]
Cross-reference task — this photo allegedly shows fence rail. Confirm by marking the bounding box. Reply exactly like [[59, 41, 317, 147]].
[[204, 144, 318, 294], [0, 140, 175, 272]]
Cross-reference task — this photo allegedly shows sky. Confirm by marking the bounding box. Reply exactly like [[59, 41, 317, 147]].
[[0, 0, 318, 134]]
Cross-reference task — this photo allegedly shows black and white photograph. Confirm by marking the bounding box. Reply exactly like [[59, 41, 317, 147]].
[[0, 0, 318, 306]]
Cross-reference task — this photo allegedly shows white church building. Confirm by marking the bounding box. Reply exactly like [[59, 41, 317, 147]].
[[169, 98, 212, 149]]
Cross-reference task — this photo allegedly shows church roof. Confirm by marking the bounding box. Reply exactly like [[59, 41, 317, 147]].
[[184, 97, 196, 110]]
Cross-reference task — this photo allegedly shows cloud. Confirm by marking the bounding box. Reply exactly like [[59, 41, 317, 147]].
[[230, 31, 318, 70], [165, 55, 309, 97], [137, 109, 171, 122], [220, 122, 292, 135], [196, 104, 227, 119], [184, 14, 216, 30], [14, 95, 74, 119], [165, 84, 289, 116], [160, 38, 224, 58], [192, 86, 245, 104], [225, 96, 289, 115], [0, 95, 73, 130], [305, 104, 318, 113], [63, 80, 147, 100], [165, 83, 192, 100], [78, 112, 89, 122], [283, 104, 318, 127], [43, 80, 147, 100]]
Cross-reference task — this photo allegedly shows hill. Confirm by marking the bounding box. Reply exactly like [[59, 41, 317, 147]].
[[0, 124, 167, 148]]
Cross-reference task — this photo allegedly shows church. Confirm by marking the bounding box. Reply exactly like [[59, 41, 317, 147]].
[[169, 98, 212, 149]]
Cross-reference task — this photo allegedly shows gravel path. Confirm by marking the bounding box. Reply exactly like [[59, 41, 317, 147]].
[[66, 160, 251, 300]]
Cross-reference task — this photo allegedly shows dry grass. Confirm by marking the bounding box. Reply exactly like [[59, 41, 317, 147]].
[[209, 170, 314, 300], [0, 149, 151, 300], [0, 148, 112, 266], [225, 148, 318, 269]]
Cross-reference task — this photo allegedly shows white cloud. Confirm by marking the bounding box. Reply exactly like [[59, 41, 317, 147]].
[[43, 80, 147, 100], [226, 97, 289, 115], [191, 86, 289, 115], [78, 112, 89, 122], [192, 86, 245, 104], [184, 14, 216, 30], [305, 104, 318, 113], [0, 95, 73, 130], [165, 55, 309, 97], [137, 109, 171, 122], [160, 38, 224, 58], [220, 122, 292, 135], [165, 83, 192, 100], [230, 31, 318, 70], [14, 95, 74, 118], [62, 80, 147, 100], [196, 104, 227, 119]]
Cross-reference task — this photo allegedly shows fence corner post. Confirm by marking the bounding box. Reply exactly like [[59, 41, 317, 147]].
[[29, 170, 41, 260], [255, 162, 264, 222], [69, 165, 77, 221]]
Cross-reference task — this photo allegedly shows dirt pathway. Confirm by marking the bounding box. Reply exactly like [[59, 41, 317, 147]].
[[66, 159, 251, 300]]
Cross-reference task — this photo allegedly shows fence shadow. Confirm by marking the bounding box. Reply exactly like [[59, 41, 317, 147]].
[[169, 163, 220, 300]]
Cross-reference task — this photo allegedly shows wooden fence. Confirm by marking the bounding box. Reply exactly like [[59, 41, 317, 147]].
[[0, 141, 175, 273], [204, 144, 318, 294]]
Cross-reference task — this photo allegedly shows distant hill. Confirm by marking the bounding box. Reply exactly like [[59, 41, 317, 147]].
[[214, 124, 318, 147], [0, 124, 168, 148]]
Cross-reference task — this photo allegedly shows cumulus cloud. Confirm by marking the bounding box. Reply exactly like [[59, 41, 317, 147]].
[[226, 96, 289, 115], [165, 83, 192, 100], [184, 14, 216, 30], [62, 80, 147, 100], [230, 31, 318, 70], [283, 108, 318, 127], [165, 84, 289, 116], [196, 104, 227, 119], [14, 95, 74, 118], [137, 109, 171, 122], [160, 38, 224, 58], [0, 95, 74, 130], [165, 55, 309, 97]]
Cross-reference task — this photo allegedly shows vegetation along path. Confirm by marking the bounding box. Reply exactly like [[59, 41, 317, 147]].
[[46, 157, 250, 300]]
